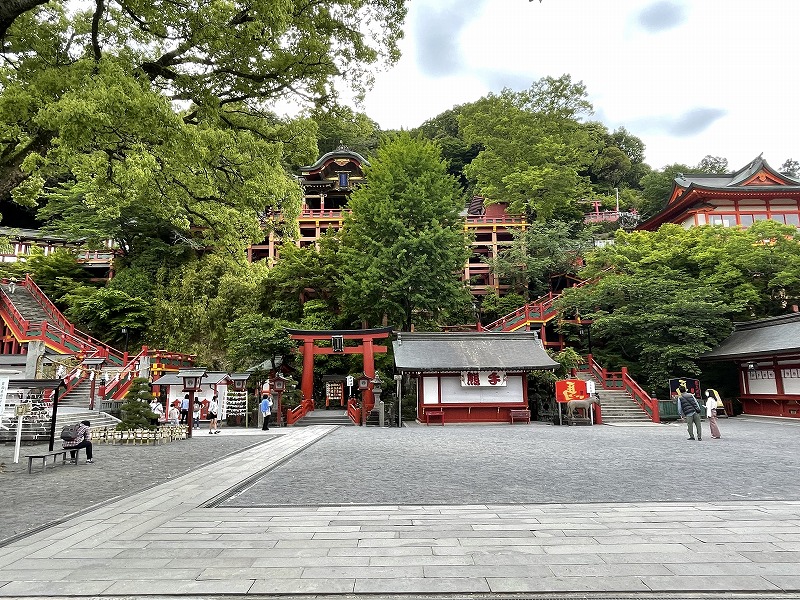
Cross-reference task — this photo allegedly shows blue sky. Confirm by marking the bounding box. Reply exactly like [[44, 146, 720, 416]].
[[360, 0, 800, 171]]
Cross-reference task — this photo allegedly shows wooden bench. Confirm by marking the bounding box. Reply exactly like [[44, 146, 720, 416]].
[[26, 448, 81, 474], [425, 409, 444, 425], [509, 409, 531, 424]]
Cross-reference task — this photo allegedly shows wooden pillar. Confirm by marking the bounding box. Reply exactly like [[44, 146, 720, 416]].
[[362, 337, 375, 412], [301, 338, 315, 406]]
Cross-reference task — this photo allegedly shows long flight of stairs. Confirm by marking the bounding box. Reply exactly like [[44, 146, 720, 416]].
[[575, 372, 652, 424], [5, 286, 52, 323]]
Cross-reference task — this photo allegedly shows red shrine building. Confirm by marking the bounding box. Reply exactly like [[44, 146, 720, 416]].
[[702, 313, 800, 419], [246, 147, 527, 296], [638, 155, 800, 231]]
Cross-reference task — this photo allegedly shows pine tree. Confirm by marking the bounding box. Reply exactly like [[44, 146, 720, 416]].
[[117, 377, 157, 430]]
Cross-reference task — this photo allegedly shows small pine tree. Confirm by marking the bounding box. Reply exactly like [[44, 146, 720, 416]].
[[117, 377, 157, 430]]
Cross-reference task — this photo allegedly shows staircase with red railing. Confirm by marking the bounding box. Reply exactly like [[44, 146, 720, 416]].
[[1, 275, 194, 406], [577, 354, 660, 423]]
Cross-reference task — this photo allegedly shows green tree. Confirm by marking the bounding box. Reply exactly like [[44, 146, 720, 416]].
[[696, 155, 729, 174], [556, 222, 800, 393], [224, 314, 296, 372], [459, 75, 597, 220], [489, 220, 596, 298], [116, 377, 157, 430], [339, 133, 471, 331], [638, 163, 692, 219], [0, 0, 406, 254], [65, 287, 151, 345]]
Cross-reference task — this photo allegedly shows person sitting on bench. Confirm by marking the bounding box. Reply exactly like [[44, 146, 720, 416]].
[[63, 420, 94, 464]]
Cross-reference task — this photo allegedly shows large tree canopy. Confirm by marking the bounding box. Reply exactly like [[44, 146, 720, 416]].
[[556, 221, 800, 392], [459, 74, 597, 220], [0, 0, 406, 254], [339, 132, 471, 331]]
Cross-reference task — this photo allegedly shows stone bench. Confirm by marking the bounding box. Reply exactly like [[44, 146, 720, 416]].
[[26, 448, 82, 474]]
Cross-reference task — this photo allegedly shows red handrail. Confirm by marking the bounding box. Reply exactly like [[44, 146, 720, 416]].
[[22, 274, 74, 334], [580, 355, 659, 423], [347, 398, 360, 425], [103, 347, 149, 401]]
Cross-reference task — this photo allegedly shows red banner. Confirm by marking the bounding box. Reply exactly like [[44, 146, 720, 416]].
[[555, 379, 589, 403]]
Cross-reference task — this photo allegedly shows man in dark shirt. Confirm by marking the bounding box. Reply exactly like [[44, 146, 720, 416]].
[[63, 420, 94, 463], [677, 386, 703, 441]]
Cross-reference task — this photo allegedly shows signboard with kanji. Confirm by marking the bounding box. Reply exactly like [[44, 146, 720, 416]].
[[669, 377, 701, 398], [460, 371, 507, 387], [555, 379, 589, 403]]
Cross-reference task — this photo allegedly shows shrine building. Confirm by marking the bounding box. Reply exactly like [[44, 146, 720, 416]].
[[246, 146, 527, 297], [637, 155, 800, 232], [701, 312, 800, 419], [393, 331, 558, 425]]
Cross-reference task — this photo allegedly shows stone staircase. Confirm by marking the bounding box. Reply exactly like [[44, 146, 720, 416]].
[[292, 409, 355, 427], [6, 286, 53, 324], [0, 408, 120, 444], [576, 372, 652, 423], [59, 379, 93, 407]]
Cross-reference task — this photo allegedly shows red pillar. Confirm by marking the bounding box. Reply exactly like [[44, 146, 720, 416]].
[[362, 337, 375, 412], [300, 339, 315, 406]]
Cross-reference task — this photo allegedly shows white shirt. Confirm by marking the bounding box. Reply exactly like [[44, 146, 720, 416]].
[[705, 397, 717, 417]]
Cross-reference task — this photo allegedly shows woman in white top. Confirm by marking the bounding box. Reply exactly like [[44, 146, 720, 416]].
[[149, 399, 164, 426], [207, 396, 220, 434], [705, 389, 722, 439]]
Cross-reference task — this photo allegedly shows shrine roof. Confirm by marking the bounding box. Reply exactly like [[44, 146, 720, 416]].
[[393, 331, 559, 372], [299, 148, 369, 173], [152, 371, 230, 386], [701, 312, 800, 360]]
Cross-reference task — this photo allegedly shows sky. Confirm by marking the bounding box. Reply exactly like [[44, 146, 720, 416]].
[[358, 0, 800, 172]]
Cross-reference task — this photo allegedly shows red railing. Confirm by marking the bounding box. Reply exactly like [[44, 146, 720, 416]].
[[483, 292, 560, 332], [285, 397, 314, 425], [347, 397, 361, 425], [102, 347, 149, 401], [22, 274, 74, 334], [580, 354, 660, 423]]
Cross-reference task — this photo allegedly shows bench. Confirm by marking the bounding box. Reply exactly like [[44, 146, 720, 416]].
[[509, 409, 531, 424], [425, 409, 444, 425], [26, 448, 81, 474]]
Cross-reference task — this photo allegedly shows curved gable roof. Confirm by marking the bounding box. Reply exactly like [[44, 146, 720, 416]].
[[300, 148, 370, 174]]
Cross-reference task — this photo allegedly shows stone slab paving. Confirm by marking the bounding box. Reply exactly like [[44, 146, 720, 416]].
[[0, 417, 798, 598]]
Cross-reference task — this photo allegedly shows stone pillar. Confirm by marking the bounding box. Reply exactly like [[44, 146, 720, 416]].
[[25, 340, 46, 379]]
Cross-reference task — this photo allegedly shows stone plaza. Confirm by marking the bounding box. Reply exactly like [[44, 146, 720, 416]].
[[1, 416, 799, 599]]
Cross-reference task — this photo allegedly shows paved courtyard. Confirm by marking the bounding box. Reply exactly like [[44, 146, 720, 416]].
[[0, 416, 799, 599]]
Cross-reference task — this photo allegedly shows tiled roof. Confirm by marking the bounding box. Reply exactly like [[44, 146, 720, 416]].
[[701, 313, 800, 360], [393, 331, 559, 372]]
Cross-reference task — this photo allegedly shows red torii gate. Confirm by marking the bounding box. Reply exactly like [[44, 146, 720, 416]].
[[286, 327, 392, 411]]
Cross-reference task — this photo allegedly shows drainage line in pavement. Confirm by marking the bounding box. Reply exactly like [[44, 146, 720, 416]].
[[203, 426, 339, 508]]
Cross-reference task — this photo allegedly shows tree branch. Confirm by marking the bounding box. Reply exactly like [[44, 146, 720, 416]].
[[0, 0, 49, 44]]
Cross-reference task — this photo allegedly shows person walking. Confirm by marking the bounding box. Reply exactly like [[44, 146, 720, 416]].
[[260, 395, 273, 431], [705, 389, 722, 439], [63, 420, 94, 464], [677, 386, 703, 441], [207, 395, 220, 434]]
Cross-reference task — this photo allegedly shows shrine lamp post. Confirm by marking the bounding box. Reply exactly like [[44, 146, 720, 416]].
[[272, 374, 286, 427], [179, 368, 207, 438], [227, 373, 250, 428]]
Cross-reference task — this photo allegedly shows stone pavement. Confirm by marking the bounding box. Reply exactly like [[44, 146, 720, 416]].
[[0, 417, 799, 599]]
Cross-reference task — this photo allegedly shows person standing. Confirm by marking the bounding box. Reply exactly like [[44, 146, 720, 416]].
[[259, 395, 273, 431], [193, 398, 202, 429], [168, 401, 180, 425], [149, 398, 164, 426], [677, 386, 703, 441], [179, 394, 190, 424], [63, 420, 94, 464], [207, 395, 220, 434], [705, 389, 722, 439]]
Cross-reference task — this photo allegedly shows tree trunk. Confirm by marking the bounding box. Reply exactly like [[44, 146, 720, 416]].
[[0, 0, 50, 41]]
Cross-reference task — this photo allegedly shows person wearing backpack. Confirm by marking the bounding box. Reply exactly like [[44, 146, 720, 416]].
[[62, 420, 94, 463], [259, 395, 273, 431], [677, 386, 703, 441]]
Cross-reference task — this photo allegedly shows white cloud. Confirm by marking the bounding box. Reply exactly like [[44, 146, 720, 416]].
[[360, 0, 800, 171]]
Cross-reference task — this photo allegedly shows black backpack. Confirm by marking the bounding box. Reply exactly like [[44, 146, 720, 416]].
[[60, 424, 81, 441]]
